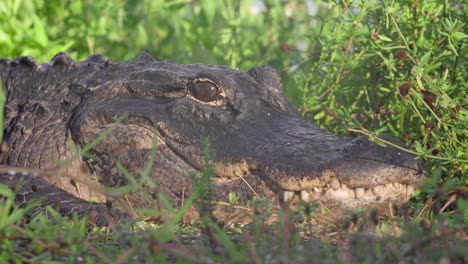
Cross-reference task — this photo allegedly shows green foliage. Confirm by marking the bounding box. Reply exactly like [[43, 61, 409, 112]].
[[0, 0, 466, 262], [287, 0, 467, 183]]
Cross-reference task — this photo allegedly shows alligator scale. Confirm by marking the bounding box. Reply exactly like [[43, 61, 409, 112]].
[[0, 52, 425, 223]]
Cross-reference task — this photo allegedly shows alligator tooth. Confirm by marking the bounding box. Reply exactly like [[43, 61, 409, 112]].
[[7, 170, 17, 176], [355, 188, 365, 199], [406, 185, 415, 196], [313, 187, 321, 193], [283, 191, 295, 203], [330, 178, 340, 190], [300, 190, 311, 201]]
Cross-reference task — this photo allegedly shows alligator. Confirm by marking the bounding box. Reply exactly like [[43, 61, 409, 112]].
[[0, 52, 425, 224]]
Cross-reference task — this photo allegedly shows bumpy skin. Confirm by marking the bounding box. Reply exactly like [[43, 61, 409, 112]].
[[0, 52, 425, 223]]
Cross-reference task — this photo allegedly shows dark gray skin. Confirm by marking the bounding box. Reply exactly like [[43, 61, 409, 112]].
[[0, 52, 425, 223]]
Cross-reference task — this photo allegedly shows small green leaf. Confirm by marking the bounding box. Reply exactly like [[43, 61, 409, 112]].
[[420, 51, 431, 65], [439, 94, 454, 108], [339, 108, 352, 122], [414, 141, 425, 153], [373, 138, 387, 147], [0, 184, 13, 197], [378, 35, 392, 42], [379, 87, 391, 93], [313, 110, 325, 120], [452, 31, 468, 40], [228, 192, 238, 204]]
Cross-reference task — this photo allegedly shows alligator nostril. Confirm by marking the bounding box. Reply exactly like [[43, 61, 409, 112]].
[[389, 153, 402, 167], [395, 153, 402, 163]]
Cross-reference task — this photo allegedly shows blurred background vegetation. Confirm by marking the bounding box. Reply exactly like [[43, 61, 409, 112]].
[[0, 0, 466, 195]]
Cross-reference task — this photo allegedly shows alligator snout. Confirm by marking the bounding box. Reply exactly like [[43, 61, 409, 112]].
[[208, 116, 426, 211], [257, 133, 425, 210]]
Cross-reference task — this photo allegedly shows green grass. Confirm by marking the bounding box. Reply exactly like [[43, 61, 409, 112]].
[[0, 156, 466, 263], [0, 0, 467, 262]]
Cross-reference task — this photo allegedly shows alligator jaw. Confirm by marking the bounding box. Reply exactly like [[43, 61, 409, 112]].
[[279, 181, 419, 209], [211, 163, 422, 213]]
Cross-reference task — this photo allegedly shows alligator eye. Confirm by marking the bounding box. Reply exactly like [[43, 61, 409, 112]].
[[191, 81, 220, 102]]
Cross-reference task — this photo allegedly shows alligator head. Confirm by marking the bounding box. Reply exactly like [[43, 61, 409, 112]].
[[0, 52, 426, 222]]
